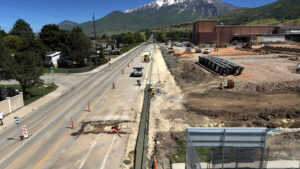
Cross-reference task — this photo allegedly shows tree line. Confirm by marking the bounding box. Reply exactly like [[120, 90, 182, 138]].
[[155, 31, 192, 42], [0, 19, 147, 94]]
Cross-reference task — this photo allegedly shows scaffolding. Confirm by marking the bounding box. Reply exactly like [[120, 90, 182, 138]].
[[186, 127, 269, 169]]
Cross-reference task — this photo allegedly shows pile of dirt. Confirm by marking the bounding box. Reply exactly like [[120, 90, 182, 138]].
[[184, 90, 300, 128], [173, 51, 195, 59], [267, 131, 300, 160], [238, 80, 300, 93], [171, 61, 217, 89], [261, 46, 300, 53]]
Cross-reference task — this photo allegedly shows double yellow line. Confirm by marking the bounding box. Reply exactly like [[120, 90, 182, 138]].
[[34, 89, 109, 169]]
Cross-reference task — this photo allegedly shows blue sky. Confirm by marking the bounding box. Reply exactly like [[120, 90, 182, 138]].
[[0, 0, 277, 32]]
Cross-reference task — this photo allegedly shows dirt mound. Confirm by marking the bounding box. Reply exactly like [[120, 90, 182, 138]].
[[261, 46, 300, 53], [171, 61, 217, 90], [267, 131, 300, 160], [238, 80, 300, 93]]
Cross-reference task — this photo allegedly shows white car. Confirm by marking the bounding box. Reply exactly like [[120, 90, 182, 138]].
[[203, 49, 211, 54]]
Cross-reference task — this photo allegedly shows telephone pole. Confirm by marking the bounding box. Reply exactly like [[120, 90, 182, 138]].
[[92, 12, 97, 52]]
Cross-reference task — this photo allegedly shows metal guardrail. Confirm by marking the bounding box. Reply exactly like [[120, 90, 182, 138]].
[[134, 44, 154, 169]]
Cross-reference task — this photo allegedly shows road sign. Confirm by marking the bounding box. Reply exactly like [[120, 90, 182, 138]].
[[50, 66, 54, 70], [14, 117, 20, 124]]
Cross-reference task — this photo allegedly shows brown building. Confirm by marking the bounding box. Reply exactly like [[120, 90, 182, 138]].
[[193, 20, 279, 44]]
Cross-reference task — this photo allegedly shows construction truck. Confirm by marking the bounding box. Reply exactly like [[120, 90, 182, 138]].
[[143, 52, 151, 62], [131, 67, 144, 77], [242, 41, 253, 49]]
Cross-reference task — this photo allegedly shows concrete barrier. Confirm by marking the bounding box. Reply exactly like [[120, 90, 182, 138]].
[[0, 92, 24, 116]]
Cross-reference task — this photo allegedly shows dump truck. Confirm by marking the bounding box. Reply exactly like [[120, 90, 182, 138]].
[[131, 67, 144, 77]]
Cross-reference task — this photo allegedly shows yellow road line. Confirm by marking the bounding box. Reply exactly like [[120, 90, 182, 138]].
[[34, 89, 110, 169]]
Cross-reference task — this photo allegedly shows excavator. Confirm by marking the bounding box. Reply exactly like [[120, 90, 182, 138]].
[[242, 41, 253, 49]]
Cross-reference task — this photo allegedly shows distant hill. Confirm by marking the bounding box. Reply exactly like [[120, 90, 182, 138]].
[[78, 0, 237, 35], [57, 20, 79, 30], [218, 0, 300, 25]]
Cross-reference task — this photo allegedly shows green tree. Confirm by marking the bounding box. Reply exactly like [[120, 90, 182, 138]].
[[3, 35, 24, 52], [0, 29, 6, 38], [156, 32, 166, 42], [12, 49, 43, 94], [10, 19, 35, 46], [63, 27, 91, 66], [39, 24, 67, 51], [0, 38, 14, 80]]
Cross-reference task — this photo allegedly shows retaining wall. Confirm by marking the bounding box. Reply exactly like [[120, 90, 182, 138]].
[[0, 93, 24, 116]]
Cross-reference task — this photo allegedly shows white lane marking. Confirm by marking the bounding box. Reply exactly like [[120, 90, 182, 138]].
[[99, 136, 117, 169], [78, 134, 101, 169], [98, 67, 137, 169]]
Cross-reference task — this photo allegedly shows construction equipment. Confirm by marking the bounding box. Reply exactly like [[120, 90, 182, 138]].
[[242, 41, 253, 49], [143, 52, 151, 62], [216, 43, 227, 48], [198, 56, 244, 76], [131, 67, 144, 77], [109, 125, 121, 137], [137, 78, 141, 86]]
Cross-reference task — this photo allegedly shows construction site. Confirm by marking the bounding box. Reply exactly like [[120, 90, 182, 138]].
[[130, 39, 300, 169]]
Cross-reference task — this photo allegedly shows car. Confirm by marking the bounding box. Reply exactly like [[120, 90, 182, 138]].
[[195, 48, 202, 53], [131, 67, 144, 77], [186, 47, 192, 51], [203, 48, 211, 54]]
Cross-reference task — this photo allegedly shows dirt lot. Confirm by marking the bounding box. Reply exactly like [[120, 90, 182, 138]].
[[150, 44, 300, 168]]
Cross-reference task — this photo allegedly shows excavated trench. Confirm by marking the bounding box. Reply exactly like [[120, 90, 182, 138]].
[[71, 120, 132, 136]]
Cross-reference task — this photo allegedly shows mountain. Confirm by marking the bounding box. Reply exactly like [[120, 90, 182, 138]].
[[79, 0, 237, 35], [57, 20, 79, 30], [218, 0, 300, 25]]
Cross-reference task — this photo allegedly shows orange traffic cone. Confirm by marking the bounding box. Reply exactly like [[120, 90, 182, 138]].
[[88, 102, 91, 112]]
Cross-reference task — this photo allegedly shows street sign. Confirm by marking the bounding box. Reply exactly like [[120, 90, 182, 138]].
[[50, 66, 54, 70], [23, 125, 29, 138], [14, 117, 20, 124]]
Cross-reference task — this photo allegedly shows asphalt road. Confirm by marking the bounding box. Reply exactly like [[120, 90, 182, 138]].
[[0, 43, 154, 169]]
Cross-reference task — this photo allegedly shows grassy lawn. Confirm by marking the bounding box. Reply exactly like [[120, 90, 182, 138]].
[[43, 64, 97, 74], [105, 55, 119, 60], [121, 43, 141, 53], [0, 83, 58, 105], [170, 134, 214, 164]]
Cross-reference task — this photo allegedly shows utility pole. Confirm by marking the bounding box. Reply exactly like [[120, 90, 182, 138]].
[[93, 12, 97, 52], [124, 24, 125, 34], [92, 12, 98, 65]]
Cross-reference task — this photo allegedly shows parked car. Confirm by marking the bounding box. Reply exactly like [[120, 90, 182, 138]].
[[186, 47, 192, 51], [195, 48, 202, 53], [203, 49, 211, 54]]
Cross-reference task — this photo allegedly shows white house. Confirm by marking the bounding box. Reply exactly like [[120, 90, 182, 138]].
[[46, 52, 61, 67]]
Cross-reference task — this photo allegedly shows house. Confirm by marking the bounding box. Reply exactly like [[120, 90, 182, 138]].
[[46, 51, 61, 67], [96, 41, 108, 48]]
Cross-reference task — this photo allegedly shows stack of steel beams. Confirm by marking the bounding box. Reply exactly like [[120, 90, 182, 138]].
[[198, 56, 244, 76]]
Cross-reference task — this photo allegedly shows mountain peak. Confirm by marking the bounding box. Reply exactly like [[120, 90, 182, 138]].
[[57, 20, 79, 30], [124, 0, 218, 13]]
